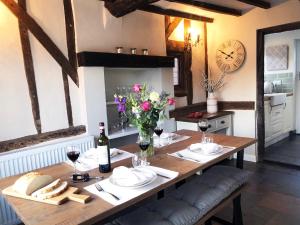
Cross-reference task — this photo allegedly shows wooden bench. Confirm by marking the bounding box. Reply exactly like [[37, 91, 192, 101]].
[[103, 165, 251, 225]]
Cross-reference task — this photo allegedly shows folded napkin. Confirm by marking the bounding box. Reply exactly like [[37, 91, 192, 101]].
[[169, 145, 236, 164], [189, 143, 221, 155], [111, 166, 155, 187], [154, 133, 191, 148], [66, 148, 133, 172], [84, 166, 179, 206]]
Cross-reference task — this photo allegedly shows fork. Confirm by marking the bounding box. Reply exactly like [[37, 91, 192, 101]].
[[95, 183, 120, 200], [176, 152, 201, 163]]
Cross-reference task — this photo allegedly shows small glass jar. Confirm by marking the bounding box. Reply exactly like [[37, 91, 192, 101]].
[[142, 49, 149, 55], [116, 47, 123, 54], [130, 48, 137, 54]]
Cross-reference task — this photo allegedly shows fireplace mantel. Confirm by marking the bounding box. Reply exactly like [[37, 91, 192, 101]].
[[77, 51, 174, 68]]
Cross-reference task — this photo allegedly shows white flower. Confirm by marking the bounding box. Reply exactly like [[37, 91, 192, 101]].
[[149, 91, 160, 102], [132, 106, 139, 114]]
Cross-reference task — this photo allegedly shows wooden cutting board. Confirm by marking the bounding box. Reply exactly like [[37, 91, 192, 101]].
[[2, 186, 91, 205]]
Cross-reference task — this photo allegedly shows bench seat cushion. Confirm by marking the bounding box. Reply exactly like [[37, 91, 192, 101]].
[[105, 165, 251, 225]]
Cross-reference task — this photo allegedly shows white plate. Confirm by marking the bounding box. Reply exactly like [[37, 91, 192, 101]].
[[109, 167, 157, 188], [189, 145, 223, 155]]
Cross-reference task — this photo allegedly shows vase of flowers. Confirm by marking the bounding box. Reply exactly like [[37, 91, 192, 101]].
[[200, 70, 226, 114], [114, 83, 175, 157]]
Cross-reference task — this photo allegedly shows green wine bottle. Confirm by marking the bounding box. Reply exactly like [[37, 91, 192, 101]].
[[97, 122, 111, 173]]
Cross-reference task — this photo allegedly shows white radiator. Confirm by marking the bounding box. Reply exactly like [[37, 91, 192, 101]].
[[0, 135, 95, 225]]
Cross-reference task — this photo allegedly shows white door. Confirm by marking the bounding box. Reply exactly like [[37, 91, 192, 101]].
[[295, 40, 300, 133]]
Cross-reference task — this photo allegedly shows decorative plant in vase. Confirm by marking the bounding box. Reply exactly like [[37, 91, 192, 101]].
[[200, 69, 226, 114], [114, 84, 175, 156]]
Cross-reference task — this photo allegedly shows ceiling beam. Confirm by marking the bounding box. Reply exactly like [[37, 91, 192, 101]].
[[139, 4, 214, 22], [103, 0, 159, 17], [237, 0, 271, 9], [166, 0, 242, 16]]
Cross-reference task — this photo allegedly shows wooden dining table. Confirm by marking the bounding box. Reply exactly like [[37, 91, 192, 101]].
[[0, 130, 256, 225]]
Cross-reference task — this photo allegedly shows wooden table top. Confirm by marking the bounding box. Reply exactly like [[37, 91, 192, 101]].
[[0, 130, 256, 225]]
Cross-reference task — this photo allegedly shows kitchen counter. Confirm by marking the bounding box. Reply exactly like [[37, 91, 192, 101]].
[[175, 111, 234, 123], [264, 92, 293, 101]]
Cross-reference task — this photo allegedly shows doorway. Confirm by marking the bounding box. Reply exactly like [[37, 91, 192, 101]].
[[257, 22, 300, 162]]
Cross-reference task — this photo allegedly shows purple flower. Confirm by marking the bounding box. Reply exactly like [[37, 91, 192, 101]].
[[118, 104, 126, 113]]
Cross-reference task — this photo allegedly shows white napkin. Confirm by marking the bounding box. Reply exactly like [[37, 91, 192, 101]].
[[84, 166, 179, 206], [111, 166, 155, 187], [66, 148, 134, 172], [189, 143, 221, 154], [169, 146, 236, 164], [154, 133, 191, 148]]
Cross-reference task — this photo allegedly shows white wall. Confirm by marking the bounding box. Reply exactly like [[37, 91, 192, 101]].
[[0, 2, 36, 141], [265, 29, 300, 74], [73, 0, 166, 56], [205, 0, 300, 159], [0, 0, 175, 143]]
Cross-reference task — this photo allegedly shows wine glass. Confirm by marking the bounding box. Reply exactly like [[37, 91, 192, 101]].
[[66, 146, 80, 175], [198, 119, 209, 142], [137, 134, 151, 165], [154, 122, 164, 147]]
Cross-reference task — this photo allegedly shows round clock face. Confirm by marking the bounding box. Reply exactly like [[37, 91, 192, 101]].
[[216, 40, 246, 73]]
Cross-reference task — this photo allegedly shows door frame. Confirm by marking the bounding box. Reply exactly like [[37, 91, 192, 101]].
[[257, 21, 300, 161]]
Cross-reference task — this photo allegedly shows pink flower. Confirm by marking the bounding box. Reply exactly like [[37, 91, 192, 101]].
[[132, 84, 141, 93], [167, 98, 175, 105], [141, 101, 151, 111]]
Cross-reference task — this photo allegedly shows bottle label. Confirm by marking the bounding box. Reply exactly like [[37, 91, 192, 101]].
[[97, 145, 109, 164]]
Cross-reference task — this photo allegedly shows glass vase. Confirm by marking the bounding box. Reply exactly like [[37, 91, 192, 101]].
[[139, 129, 154, 157]]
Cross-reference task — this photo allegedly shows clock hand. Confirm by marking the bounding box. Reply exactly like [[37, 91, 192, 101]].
[[218, 50, 234, 59], [225, 51, 234, 60]]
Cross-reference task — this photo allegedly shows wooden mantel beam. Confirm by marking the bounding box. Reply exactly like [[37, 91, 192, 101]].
[[103, 0, 159, 17], [166, 0, 242, 16], [139, 5, 214, 22], [237, 0, 271, 9], [1, 0, 79, 86]]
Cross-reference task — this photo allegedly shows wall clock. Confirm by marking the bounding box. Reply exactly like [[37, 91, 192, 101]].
[[216, 40, 246, 73]]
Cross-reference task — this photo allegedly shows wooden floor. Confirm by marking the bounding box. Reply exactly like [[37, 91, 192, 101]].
[[264, 134, 300, 167], [215, 160, 300, 225]]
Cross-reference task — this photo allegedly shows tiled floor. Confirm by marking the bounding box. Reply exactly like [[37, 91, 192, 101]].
[[263, 134, 300, 166], [215, 160, 300, 225]]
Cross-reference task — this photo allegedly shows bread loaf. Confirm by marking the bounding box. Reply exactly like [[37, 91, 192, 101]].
[[13, 172, 53, 195], [35, 181, 68, 200], [31, 178, 61, 197]]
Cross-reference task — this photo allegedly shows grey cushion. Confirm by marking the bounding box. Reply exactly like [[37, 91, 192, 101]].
[[105, 165, 251, 225]]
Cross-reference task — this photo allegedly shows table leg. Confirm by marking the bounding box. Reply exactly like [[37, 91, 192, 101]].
[[233, 194, 243, 225], [236, 149, 244, 169]]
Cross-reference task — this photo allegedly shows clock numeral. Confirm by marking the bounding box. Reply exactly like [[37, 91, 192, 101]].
[[235, 57, 243, 65], [220, 63, 230, 72]]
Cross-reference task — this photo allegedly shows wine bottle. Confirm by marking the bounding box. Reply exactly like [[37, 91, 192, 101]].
[[97, 122, 111, 173]]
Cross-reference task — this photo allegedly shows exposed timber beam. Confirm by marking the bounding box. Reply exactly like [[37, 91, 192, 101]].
[[139, 4, 214, 22], [166, 17, 182, 39], [103, 0, 159, 17], [237, 0, 270, 9], [1, 0, 79, 86], [166, 0, 242, 16], [18, 0, 41, 134]]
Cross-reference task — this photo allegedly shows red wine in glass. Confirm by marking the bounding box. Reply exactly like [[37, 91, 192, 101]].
[[154, 128, 163, 136], [198, 119, 208, 142], [66, 146, 80, 176], [67, 151, 80, 162], [139, 142, 150, 151]]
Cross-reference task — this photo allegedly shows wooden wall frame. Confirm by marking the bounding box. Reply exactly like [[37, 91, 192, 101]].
[[0, 0, 85, 151], [165, 16, 193, 105], [256, 21, 300, 161]]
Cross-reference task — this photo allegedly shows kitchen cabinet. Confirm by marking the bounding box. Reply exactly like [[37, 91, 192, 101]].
[[265, 95, 294, 146], [176, 111, 233, 135]]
